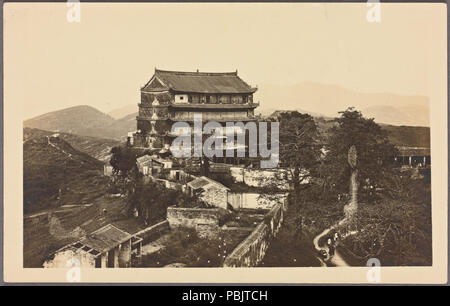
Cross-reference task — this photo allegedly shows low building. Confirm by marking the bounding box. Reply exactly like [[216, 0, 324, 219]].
[[395, 146, 431, 167], [137, 155, 173, 176], [103, 164, 114, 176], [44, 224, 142, 268], [186, 176, 230, 209]]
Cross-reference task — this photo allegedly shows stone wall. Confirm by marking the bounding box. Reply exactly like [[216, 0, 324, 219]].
[[201, 185, 228, 209], [134, 220, 170, 245], [166, 207, 223, 237], [223, 199, 287, 267]]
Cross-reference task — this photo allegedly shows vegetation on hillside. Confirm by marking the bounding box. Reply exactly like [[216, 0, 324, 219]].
[[23, 133, 109, 214], [24, 127, 121, 161]]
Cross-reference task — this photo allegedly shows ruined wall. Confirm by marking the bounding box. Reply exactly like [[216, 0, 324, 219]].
[[166, 207, 222, 237], [223, 200, 286, 267], [43, 248, 96, 268], [200, 185, 228, 209]]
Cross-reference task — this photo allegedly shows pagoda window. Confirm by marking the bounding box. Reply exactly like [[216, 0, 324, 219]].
[[175, 94, 189, 104], [219, 95, 230, 104]]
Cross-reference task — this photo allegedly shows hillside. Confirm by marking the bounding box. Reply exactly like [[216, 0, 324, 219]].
[[24, 128, 121, 162], [24, 105, 135, 141], [381, 125, 430, 148], [23, 132, 110, 214], [23, 129, 146, 268], [312, 117, 429, 148]]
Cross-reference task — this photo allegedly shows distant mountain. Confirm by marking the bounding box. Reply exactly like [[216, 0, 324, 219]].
[[108, 104, 138, 119], [23, 130, 110, 214], [24, 105, 136, 141], [361, 105, 429, 127], [254, 82, 429, 126], [24, 128, 121, 162]]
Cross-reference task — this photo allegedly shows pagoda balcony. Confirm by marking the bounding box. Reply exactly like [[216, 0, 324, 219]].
[[168, 102, 259, 110], [168, 115, 256, 122]]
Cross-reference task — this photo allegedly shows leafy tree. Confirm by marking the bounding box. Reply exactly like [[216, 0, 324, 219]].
[[276, 111, 322, 196], [321, 107, 398, 201], [110, 146, 139, 177], [109, 146, 142, 198], [129, 179, 179, 225]]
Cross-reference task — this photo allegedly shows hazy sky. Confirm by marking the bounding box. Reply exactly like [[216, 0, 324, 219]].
[[4, 3, 445, 119]]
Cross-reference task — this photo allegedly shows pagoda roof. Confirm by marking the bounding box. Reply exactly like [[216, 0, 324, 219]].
[[142, 69, 257, 94]]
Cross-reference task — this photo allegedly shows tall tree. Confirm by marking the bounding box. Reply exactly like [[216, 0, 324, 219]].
[[277, 111, 322, 197], [322, 107, 398, 201]]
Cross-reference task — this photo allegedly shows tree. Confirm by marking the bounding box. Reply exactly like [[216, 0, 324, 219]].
[[109, 146, 141, 200], [277, 111, 322, 197], [129, 179, 181, 225], [321, 107, 398, 202], [109, 146, 139, 177]]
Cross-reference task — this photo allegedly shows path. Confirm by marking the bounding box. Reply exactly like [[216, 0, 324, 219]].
[[46, 135, 73, 159], [312, 170, 359, 267]]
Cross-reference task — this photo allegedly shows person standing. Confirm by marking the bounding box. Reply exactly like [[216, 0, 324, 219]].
[[334, 232, 339, 243], [327, 237, 335, 257]]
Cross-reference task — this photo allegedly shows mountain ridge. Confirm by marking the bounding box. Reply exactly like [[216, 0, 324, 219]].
[[24, 105, 136, 141]]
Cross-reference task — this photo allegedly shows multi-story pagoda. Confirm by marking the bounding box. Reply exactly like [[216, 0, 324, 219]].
[[133, 69, 259, 150]]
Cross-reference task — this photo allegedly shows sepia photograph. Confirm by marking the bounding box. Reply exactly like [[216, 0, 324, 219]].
[[2, 1, 448, 285]]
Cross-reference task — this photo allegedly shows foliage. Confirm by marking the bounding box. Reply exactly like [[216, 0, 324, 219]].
[[260, 193, 322, 267], [276, 111, 322, 194], [321, 107, 399, 201], [23, 134, 107, 214], [338, 174, 432, 266], [129, 179, 184, 225], [110, 146, 139, 177]]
